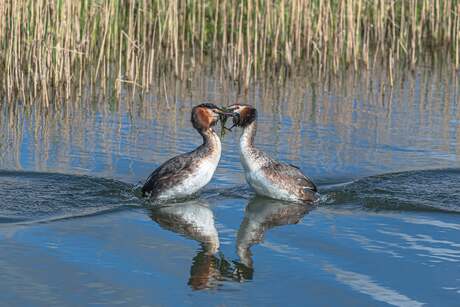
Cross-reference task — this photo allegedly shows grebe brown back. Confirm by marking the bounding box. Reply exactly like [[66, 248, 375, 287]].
[[227, 104, 318, 203], [142, 103, 231, 201]]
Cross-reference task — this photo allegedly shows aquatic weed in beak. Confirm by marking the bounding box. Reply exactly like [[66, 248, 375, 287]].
[[217, 106, 236, 138]]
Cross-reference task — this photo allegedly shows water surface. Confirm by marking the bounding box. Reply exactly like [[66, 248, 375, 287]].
[[0, 68, 459, 306]]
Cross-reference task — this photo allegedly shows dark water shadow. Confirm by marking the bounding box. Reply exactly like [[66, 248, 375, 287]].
[[320, 168, 460, 213], [3, 167, 459, 228], [237, 196, 313, 268], [0, 170, 141, 225]]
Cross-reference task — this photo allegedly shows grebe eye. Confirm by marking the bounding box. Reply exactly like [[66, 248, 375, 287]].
[[233, 113, 241, 124]]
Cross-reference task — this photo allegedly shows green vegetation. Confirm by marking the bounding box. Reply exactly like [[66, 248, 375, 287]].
[[1, 0, 459, 104]]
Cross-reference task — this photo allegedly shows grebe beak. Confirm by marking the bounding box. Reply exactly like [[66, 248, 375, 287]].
[[213, 107, 235, 117], [226, 113, 240, 131], [223, 112, 240, 131], [214, 107, 239, 131]]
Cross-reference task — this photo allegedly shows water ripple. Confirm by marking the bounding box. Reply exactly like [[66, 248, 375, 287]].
[[0, 170, 139, 224], [323, 168, 460, 213]]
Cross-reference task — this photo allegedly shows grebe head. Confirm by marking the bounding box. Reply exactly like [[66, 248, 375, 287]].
[[226, 104, 257, 128], [191, 103, 232, 131]]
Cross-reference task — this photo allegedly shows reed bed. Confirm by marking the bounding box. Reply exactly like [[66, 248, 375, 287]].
[[1, 0, 459, 104]]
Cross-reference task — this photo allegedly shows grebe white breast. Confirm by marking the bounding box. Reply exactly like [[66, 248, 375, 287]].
[[142, 103, 231, 201], [227, 104, 318, 203]]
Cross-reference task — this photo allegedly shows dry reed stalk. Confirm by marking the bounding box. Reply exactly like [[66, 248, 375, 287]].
[[1, 0, 459, 104]]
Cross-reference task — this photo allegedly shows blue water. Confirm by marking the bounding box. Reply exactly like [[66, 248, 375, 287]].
[[0, 69, 459, 306]]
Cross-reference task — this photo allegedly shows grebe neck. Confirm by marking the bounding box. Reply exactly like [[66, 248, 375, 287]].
[[240, 121, 257, 150], [198, 129, 221, 155]]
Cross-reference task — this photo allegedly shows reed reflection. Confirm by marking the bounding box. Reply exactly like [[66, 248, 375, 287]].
[[237, 197, 312, 268], [0, 67, 457, 183], [149, 200, 251, 290]]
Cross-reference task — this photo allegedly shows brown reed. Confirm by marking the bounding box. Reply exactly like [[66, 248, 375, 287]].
[[0, 0, 459, 104]]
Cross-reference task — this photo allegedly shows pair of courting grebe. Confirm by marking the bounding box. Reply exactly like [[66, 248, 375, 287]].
[[142, 103, 318, 203]]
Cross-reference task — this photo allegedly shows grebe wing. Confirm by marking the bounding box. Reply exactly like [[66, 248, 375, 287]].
[[142, 153, 194, 195], [262, 161, 317, 192]]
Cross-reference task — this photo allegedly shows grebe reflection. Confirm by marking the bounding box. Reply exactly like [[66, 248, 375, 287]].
[[236, 197, 312, 268], [149, 200, 251, 290]]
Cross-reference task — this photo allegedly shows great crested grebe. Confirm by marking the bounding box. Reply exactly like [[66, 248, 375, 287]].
[[226, 104, 318, 203], [142, 103, 231, 201]]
